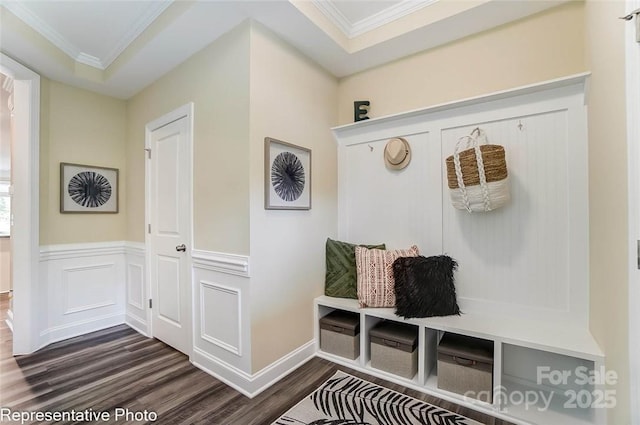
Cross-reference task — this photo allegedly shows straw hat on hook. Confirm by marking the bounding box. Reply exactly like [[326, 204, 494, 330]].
[[384, 137, 411, 170]]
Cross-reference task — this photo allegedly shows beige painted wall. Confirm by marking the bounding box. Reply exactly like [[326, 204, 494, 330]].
[[126, 24, 250, 254], [337, 1, 586, 125], [585, 1, 630, 422], [39, 78, 127, 245], [249, 23, 338, 372]]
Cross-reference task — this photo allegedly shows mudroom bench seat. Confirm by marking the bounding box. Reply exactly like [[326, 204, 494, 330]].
[[314, 295, 605, 425]]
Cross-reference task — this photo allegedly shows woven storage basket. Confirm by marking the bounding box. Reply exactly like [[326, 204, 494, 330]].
[[445, 129, 510, 212]]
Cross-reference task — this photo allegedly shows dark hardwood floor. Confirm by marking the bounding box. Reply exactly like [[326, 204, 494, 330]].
[[0, 293, 511, 424]]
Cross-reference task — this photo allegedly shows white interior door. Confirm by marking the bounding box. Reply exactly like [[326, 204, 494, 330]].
[[148, 109, 192, 355]]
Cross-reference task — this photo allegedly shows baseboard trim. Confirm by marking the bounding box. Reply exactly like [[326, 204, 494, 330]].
[[250, 340, 316, 397], [39, 312, 125, 350], [125, 313, 149, 337], [192, 340, 315, 398], [192, 348, 254, 397]]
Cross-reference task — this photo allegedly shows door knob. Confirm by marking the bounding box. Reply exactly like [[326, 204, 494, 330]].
[[176, 244, 186, 252]]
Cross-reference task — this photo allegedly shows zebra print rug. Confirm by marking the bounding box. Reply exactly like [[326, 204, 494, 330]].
[[273, 371, 481, 425]]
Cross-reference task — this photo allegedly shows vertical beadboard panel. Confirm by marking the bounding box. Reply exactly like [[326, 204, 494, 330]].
[[342, 132, 442, 253], [442, 111, 572, 316], [334, 77, 589, 326]]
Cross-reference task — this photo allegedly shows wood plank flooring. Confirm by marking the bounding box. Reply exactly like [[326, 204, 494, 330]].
[[0, 294, 511, 424]]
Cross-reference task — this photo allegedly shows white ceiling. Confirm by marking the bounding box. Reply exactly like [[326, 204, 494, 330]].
[[0, 0, 568, 99]]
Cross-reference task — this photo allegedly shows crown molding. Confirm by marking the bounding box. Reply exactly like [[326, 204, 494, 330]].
[[311, 0, 352, 37], [312, 0, 438, 39], [3, 1, 82, 61], [76, 53, 104, 69], [100, 0, 173, 69], [350, 0, 438, 38], [3, 0, 172, 71]]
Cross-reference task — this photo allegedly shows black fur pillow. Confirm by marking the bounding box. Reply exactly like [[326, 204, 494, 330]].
[[393, 255, 460, 318]]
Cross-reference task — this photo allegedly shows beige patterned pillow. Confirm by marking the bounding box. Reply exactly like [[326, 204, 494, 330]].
[[355, 245, 420, 308]]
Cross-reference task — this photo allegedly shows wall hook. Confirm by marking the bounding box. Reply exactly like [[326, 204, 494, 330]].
[[368, 145, 374, 152], [518, 120, 524, 131], [620, 7, 640, 21]]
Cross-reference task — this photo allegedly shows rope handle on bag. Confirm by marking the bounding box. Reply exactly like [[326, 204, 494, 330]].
[[453, 128, 492, 212]]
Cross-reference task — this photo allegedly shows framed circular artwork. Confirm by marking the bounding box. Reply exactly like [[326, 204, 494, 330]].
[[60, 162, 119, 213], [264, 137, 311, 210]]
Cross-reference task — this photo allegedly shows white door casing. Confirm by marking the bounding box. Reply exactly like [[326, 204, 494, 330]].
[[0, 53, 40, 355], [145, 104, 193, 356], [626, 1, 640, 423]]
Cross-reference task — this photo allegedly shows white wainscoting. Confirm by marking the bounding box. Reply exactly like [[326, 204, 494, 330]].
[[190, 249, 315, 397], [192, 250, 251, 374], [124, 242, 147, 336], [37, 241, 148, 348], [34, 243, 318, 397], [39, 242, 128, 348]]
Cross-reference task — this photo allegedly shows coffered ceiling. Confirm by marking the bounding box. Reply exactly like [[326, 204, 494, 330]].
[[0, 0, 568, 99]]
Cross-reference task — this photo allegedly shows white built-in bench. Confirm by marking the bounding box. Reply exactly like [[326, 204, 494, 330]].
[[315, 295, 605, 425]]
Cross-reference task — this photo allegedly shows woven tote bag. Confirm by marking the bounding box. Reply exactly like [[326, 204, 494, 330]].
[[445, 128, 510, 212]]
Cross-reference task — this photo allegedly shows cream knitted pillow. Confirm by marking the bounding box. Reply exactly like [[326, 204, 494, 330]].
[[355, 245, 420, 308]]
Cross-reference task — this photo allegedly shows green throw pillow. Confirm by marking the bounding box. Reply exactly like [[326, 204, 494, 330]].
[[325, 238, 385, 299]]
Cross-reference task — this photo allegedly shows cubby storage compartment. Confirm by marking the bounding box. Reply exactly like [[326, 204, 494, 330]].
[[437, 333, 494, 403], [369, 321, 418, 379], [319, 310, 360, 360], [501, 344, 603, 425]]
